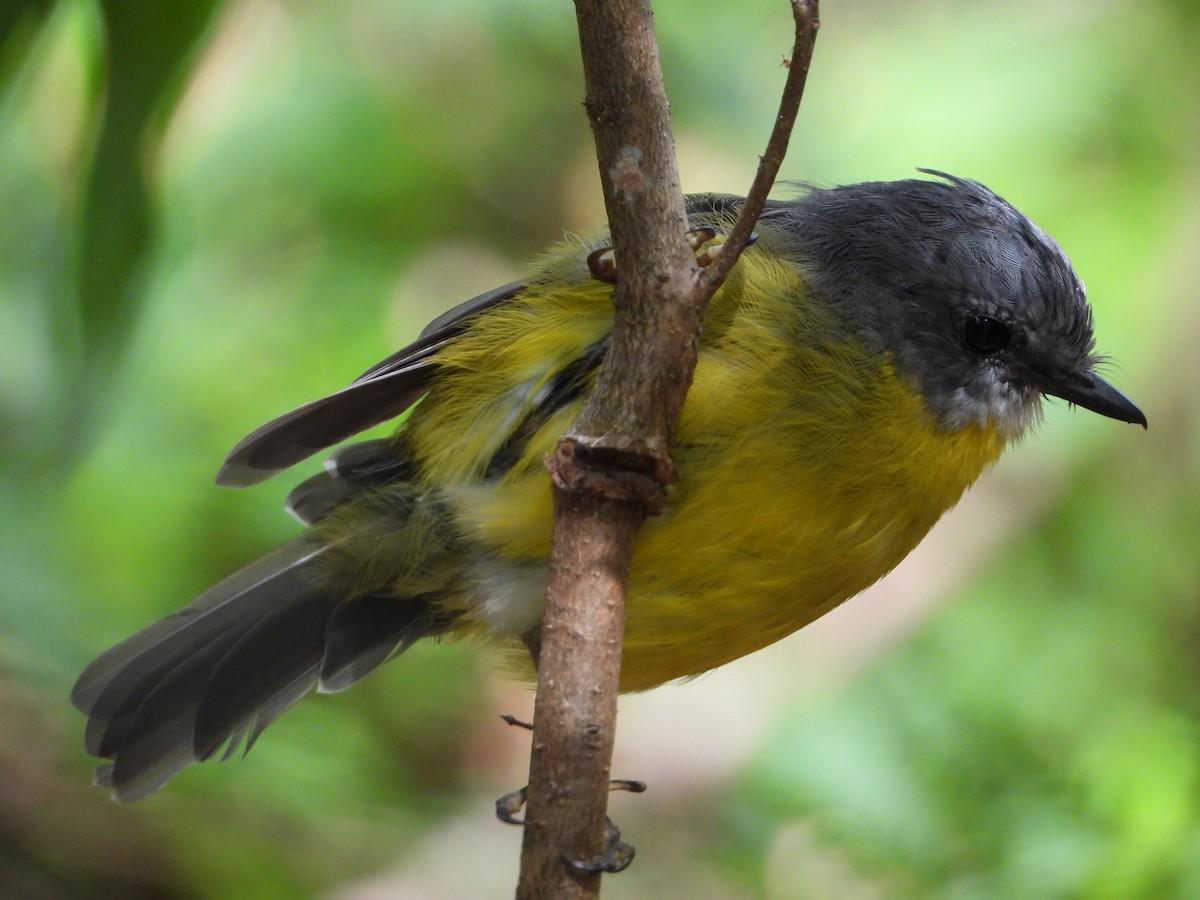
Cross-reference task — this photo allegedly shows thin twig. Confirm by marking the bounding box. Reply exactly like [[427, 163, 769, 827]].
[[699, 0, 821, 293]]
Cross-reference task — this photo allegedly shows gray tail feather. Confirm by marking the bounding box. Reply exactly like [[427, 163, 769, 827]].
[[284, 439, 412, 526], [72, 538, 445, 801]]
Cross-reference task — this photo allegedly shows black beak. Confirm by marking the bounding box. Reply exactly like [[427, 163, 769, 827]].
[[1039, 371, 1147, 428]]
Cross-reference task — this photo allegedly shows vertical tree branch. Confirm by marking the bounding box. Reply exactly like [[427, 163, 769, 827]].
[[517, 3, 819, 896], [517, 5, 687, 894]]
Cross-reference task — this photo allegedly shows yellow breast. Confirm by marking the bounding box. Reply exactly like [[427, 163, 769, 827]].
[[620, 341, 1004, 689], [405, 247, 1007, 690]]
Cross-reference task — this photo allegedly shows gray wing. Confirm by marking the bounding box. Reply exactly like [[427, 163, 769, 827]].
[[216, 281, 525, 487]]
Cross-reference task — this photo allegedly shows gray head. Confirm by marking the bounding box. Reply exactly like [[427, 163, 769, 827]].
[[775, 171, 1145, 436]]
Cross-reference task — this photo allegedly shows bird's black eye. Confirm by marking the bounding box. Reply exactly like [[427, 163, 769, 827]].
[[963, 314, 1011, 355]]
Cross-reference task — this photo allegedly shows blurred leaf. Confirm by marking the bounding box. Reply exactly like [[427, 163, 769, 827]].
[[64, 0, 220, 455], [0, 0, 55, 88]]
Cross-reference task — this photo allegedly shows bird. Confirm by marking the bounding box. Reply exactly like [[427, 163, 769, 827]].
[[72, 171, 1146, 802]]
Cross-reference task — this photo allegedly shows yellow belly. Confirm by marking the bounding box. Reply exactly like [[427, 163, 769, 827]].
[[446, 360, 1002, 690], [619, 373, 1003, 689], [404, 250, 1007, 690]]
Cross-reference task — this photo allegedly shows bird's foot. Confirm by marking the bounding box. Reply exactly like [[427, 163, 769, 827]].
[[494, 778, 646, 872], [565, 816, 636, 874], [585, 226, 757, 284]]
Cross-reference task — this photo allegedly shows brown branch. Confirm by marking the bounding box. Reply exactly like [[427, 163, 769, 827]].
[[516, 2, 820, 896], [700, 0, 821, 293]]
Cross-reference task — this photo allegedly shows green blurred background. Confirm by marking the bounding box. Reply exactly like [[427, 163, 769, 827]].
[[0, 0, 1195, 896]]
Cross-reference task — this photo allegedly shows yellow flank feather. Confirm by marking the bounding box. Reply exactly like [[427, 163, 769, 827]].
[[400, 241, 1006, 691]]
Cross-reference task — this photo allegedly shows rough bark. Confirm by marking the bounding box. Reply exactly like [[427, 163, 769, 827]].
[[516, 3, 820, 896]]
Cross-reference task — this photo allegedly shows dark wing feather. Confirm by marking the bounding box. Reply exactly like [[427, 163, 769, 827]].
[[318, 593, 441, 693], [284, 439, 413, 526], [99, 635, 248, 799], [215, 199, 772, 487], [72, 540, 333, 801], [190, 590, 333, 762], [73, 534, 452, 801], [72, 541, 326, 714], [216, 280, 526, 487]]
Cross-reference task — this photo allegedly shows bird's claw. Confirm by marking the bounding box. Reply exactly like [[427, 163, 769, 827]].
[[496, 777, 644, 872], [687, 225, 719, 253], [495, 785, 530, 825], [585, 227, 758, 284], [565, 816, 636, 874], [587, 246, 618, 284], [608, 778, 647, 795]]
